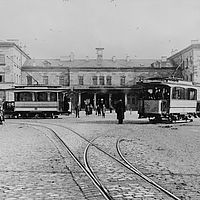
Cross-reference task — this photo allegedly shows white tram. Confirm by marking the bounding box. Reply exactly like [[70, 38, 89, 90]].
[[4, 85, 71, 118], [138, 78, 198, 122]]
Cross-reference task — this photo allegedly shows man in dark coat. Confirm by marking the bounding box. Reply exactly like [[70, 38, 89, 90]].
[[115, 99, 125, 124]]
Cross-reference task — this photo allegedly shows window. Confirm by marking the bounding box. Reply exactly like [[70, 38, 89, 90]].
[[99, 76, 105, 85], [0, 75, 4, 83], [78, 76, 84, 85], [92, 76, 97, 85], [0, 54, 5, 65], [59, 76, 64, 86], [190, 56, 193, 64], [120, 76, 126, 86], [182, 61, 185, 69], [36, 92, 48, 101], [27, 76, 32, 85], [106, 76, 112, 85], [64, 76, 69, 86], [15, 92, 32, 101], [187, 88, 197, 100], [190, 73, 193, 82], [50, 92, 57, 101], [186, 58, 189, 69], [43, 76, 48, 85], [172, 87, 185, 99]]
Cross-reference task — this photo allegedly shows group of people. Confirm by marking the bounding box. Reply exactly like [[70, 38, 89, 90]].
[[74, 98, 126, 124]]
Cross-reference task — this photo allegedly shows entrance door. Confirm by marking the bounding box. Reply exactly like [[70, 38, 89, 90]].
[[96, 93, 109, 108], [111, 93, 125, 108]]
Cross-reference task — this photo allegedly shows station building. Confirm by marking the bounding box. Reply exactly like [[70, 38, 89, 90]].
[[21, 48, 174, 110]]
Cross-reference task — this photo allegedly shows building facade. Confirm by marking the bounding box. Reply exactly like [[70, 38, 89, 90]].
[[167, 40, 200, 100], [168, 40, 200, 83], [0, 42, 30, 102], [21, 48, 175, 110]]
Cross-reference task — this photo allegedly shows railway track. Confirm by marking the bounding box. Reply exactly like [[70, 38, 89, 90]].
[[10, 121, 182, 199]]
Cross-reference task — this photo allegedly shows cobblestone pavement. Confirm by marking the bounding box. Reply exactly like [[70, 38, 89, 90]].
[[0, 124, 87, 200], [2, 111, 200, 199]]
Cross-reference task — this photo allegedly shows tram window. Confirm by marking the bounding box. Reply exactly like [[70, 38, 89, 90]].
[[37, 92, 48, 101], [58, 93, 63, 101], [50, 92, 57, 101], [15, 92, 32, 101], [172, 87, 185, 99], [143, 89, 153, 100], [187, 88, 197, 100]]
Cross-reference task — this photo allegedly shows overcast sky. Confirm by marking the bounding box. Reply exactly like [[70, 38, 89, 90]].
[[1, 0, 200, 59]]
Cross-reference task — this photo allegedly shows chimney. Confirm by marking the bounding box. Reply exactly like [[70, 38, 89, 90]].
[[126, 56, 130, 62], [69, 52, 74, 62], [96, 48, 104, 64], [112, 56, 116, 62]]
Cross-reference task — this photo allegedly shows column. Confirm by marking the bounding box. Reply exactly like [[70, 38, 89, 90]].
[[109, 93, 112, 108], [93, 93, 97, 108], [125, 93, 128, 108], [78, 93, 81, 107], [32, 92, 35, 101], [47, 92, 50, 101]]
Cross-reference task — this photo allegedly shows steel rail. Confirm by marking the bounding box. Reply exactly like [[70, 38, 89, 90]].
[[10, 121, 181, 200], [116, 138, 181, 200], [15, 122, 113, 200], [83, 137, 114, 200]]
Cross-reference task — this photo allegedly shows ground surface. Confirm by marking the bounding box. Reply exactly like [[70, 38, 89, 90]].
[[0, 111, 200, 199]]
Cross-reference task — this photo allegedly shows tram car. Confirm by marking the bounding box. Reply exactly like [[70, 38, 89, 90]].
[[137, 78, 199, 122], [3, 85, 71, 118]]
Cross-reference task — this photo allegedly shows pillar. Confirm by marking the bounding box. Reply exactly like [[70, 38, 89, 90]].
[[125, 93, 128, 108], [93, 93, 97, 108], [78, 93, 81, 107], [109, 93, 112, 108], [32, 92, 35, 101]]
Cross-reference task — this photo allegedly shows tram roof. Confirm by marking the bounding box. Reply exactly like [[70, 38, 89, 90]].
[[138, 77, 197, 89], [14, 85, 71, 91]]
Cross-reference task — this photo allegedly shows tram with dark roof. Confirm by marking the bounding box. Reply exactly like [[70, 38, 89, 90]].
[[137, 78, 198, 122], [3, 86, 71, 118]]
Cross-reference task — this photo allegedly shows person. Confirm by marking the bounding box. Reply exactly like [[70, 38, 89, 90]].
[[115, 99, 125, 124], [85, 104, 90, 115], [99, 99, 104, 116], [102, 104, 106, 118], [75, 104, 80, 118], [0, 107, 4, 125], [96, 104, 101, 116]]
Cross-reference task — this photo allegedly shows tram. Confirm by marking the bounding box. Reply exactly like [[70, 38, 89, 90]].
[[3, 85, 71, 118], [137, 78, 198, 122]]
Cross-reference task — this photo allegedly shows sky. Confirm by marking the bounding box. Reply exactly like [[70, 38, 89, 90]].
[[1, 0, 200, 59]]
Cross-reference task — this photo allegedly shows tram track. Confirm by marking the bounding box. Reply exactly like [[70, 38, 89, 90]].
[[10, 120, 182, 200], [12, 122, 113, 200]]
